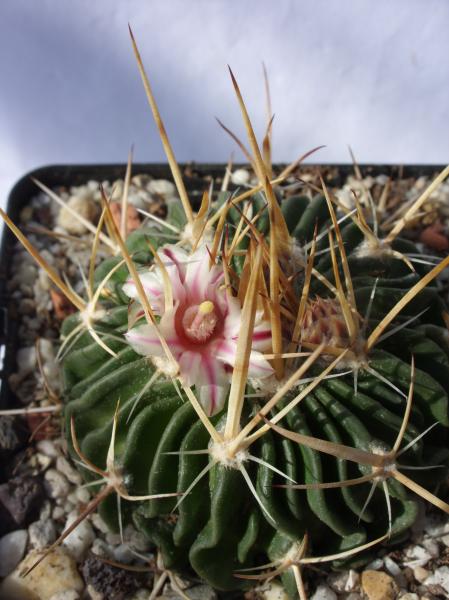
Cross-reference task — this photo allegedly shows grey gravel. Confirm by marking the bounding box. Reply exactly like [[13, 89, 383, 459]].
[[310, 584, 337, 600], [0, 529, 28, 576], [44, 468, 71, 498], [63, 509, 95, 560], [48, 591, 81, 600], [403, 544, 432, 568], [384, 555, 402, 577], [36, 439, 60, 458], [424, 566, 449, 594], [184, 584, 217, 600], [364, 558, 383, 571], [29, 518, 57, 549], [56, 456, 83, 485]]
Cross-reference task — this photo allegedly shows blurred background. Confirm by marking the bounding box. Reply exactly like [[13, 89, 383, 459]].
[[1, 0, 449, 208]]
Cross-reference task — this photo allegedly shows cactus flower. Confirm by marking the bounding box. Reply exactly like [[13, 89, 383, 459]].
[[123, 244, 273, 415]]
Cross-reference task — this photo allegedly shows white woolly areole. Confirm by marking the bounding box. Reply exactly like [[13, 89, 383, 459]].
[[152, 356, 179, 379], [353, 238, 395, 260], [180, 221, 214, 245], [209, 440, 249, 468], [81, 304, 106, 326]]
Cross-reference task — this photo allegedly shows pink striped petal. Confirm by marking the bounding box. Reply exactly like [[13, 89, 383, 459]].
[[215, 340, 273, 379], [185, 246, 224, 303], [160, 245, 189, 282], [196, 356, 229, 416], [125, 324, 166, 357], [247, 351, 274, 379], [214, 340, 238, 367], [178, 351, 202, 387], [164, 263, 187, 306], [128, 300, 145, 329], [122, 271, 164, 310], [126, 308, 184, 357], [251, 319, 273, 351], [222, 296, 244, 338]]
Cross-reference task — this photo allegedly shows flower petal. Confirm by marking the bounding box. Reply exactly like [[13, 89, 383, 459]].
[[126, 307, 184, 357], [214, 339, 238, 367], [247, 350, 275, 379], [122, 271, 164, 310], [251, 319, 273, 351], [184, 246, 224, 303], [178, 351, 202, 387], [214, 340, 273, 379], [222, 296, 244, 338], [160, 245, 189, 283], [196, 355, 229, 416], [125, 323, 166, 357]]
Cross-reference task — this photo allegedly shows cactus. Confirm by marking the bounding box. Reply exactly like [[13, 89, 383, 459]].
[[57, 185, 449, 597], [2, 29, 449, 599]]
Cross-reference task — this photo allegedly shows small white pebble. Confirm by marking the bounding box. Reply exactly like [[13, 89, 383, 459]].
[[91, 513, 110, 534], [75, 486, 91, 504], [52, 506, 65, 520], [44, 468, 71, 499], [413, 565, 430, 583], [17, 264, 38, 286], [310, 584, 337, 600], [424, 565, 449, 594], [49, 590, 80, 600], [127, 193, 147, 209], [39, 500, 52, 521], [384, 555, 402, 577], [16, 346, 36, 376], [36, 453, 52, 471], [87, 180, 99, 191], [67, 491, 80, 506], [365, 558, 383, 570], [56, 456, 82, 485], [0, 530, 28, 577], [57, 195, 98, 235], [231, 168, 250, 186], [40, 249, 56, 266], [113, 544, 135, 564], [29, 519, 57, 550], [421, 536, 439, 558], [403, 544, 432, 568], [345, 570, 360, 592], [125, 527, 151, 552], [86, 585, 104, 600], [58, 496, 74, 510], [260, 582, 289, 600], [62, 510, 95, 560], [424, 513, 449, 537], [91, 538, 113, 558], [36, 440, 59, 458], [148, 179, 176, 197]]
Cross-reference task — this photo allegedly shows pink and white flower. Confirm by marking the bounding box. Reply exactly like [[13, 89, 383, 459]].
[[123, 244, 273, 416]]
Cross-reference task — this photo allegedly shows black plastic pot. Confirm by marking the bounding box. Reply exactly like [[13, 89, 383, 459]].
[[0, 162, 445, 410]]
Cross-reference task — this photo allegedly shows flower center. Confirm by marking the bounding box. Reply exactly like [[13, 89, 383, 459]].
[[182, 300, 218, 342]]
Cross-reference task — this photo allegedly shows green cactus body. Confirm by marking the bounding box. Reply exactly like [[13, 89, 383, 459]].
[[62, 191, 449, 598]]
